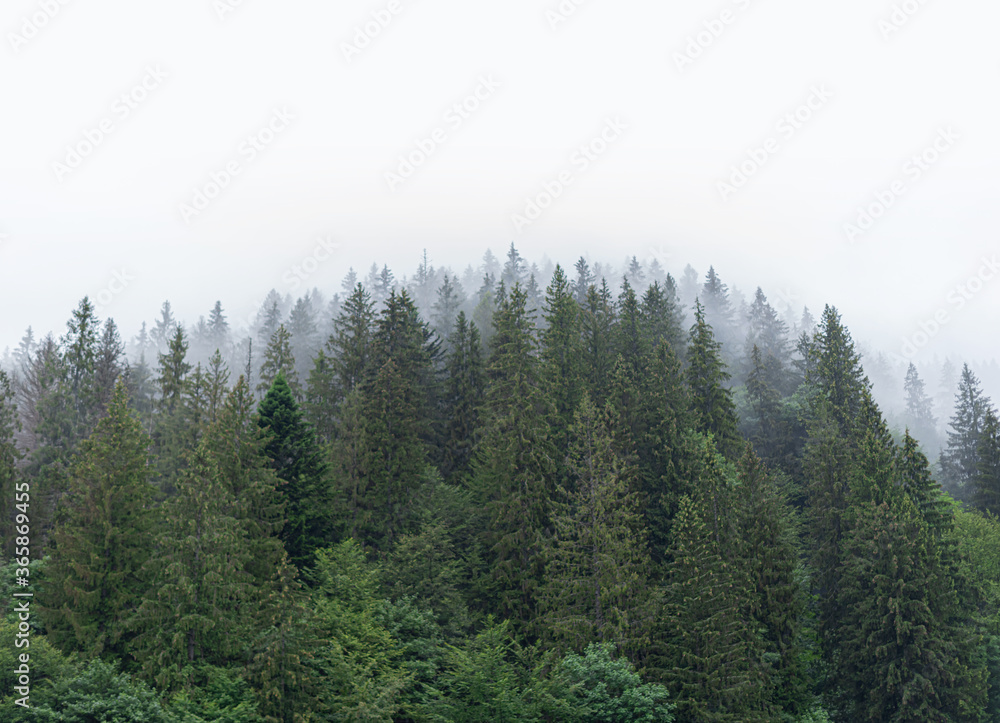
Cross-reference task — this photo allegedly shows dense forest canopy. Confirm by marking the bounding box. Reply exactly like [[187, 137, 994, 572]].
[[3, 244, 1000, 722]]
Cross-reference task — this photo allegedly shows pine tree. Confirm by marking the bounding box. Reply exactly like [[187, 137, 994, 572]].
[[540, 265, 584, 463], [151, 300, 177, 349], [974, 408, 1000, 517], [93, 318, 125, 412], [640, 277, 685, 359], [42, 380, 154, 661], [258, 372, 332, 572], [580, 280, 616, 406], [809, 305, 870, 438], [904, 363, 939, 451], [541, 393, 653, 660], [207, 300, 230, 353], [940, 363, 991, 500], [837, 494, 985, 721], [573, 256, 596, 304], [472, 282, 556, 632], [304, 349, 337, 444], [0, 370, 22, 560], [657, 453, 767, 721], [328, 282, 375, 402], [441, 312, 485, 483], [743, 288, 791, 391], [432, 273, 466, 346], [686, 300, 741, 460], [152, 326, 193, 495], [258, 324, 300, 399]]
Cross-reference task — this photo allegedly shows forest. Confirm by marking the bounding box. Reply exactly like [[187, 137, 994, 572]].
[[2, 244, 1000, 722]]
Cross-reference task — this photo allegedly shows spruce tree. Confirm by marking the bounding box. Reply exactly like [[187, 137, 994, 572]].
[[540, 264, 584, 465], [541, 393, 653, 660], [904, 362, 938, 451], [809, 305, 870, 438], [441, 312, 485, 483], [42, 380, 154, 661], [580, 280, 616, 406], [328, 282, 375, 402], [940, 363, 991, 500], [974, 407, 1000, 517], [471, 282, 556, 632], [258, 372, 332, 572], [258, 324, 300, 399], [0, 370, 22, 560], [686, 299, 741, 460], [639, 277, 685, 359]]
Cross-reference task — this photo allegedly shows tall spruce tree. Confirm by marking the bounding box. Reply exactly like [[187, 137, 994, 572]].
[[258, 324, 299, 399], [541, 393, 654, 661], [973, 407, 1000, 517], [686, 299, 741, 460], [42, 381, 154, 661], [441, 312, 485, 483], [940, 363, 991, 500], [0, 370, 22, 560], [471, 282, 556, 632], [540, 264, 584, 466], [258, 372, 332, 572]]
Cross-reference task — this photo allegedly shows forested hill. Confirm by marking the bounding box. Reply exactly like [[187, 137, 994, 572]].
[[2, 245, 1000, 722]]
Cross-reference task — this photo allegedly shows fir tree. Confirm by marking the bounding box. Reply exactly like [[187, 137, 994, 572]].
[[258, 372, 332, 572], [686, 300, 741, 460], [974, 407, 1000, 517], [328, 283, 375, 402], [472, 282, 556, 632], [580, 280, 616, 406], [540, 265, 584, 464], [0, 370, 22, 559], [258, 324, 300, 399], [904, 362, 938, 450], [42, 380, 154, 661], [541, 393, 654, 660], [441, 312, 485, 483], [940, 363, 991, 500]]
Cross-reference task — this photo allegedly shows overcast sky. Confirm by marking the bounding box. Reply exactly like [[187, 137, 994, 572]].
[[1, 0, 998, 373]]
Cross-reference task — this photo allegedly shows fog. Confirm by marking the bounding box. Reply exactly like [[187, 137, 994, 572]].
[[1, 0, 998, 414]]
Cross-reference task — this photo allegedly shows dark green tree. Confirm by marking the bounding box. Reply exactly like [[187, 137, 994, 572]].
[[686, 300, 741, 460], [940, 363, 991, 501], [41, 380, 154, 661], [258, 324, 299, 399], [441, 312, 485, 483], [258, 372, 333, 572]]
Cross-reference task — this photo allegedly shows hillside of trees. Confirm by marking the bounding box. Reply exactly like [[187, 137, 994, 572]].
[[3, 244, 1000, 722]]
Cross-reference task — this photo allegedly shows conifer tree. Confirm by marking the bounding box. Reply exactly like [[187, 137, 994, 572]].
[[540, 264, 584, 463], [304, 349, 337, 444], [573, 256, 596, 304], [904, 362, 938, 450], [639, 277, 685, 359], [541, 394, 654, 661], [151, 300, 177, 349], [258, 324, 300, 399], [441, 312, 485, 483], [974, 407, 1000, 517], [580, 279, 616, 406], [432, 273, 466, 346], [42, 380, 154, 661], [657, 452, 767, 721], [258, 372, 332, 572], [328, 282, 375, 402], [809, 305, 870, 438], [686, 300, 741, 459], [941, 363, 991, 500], [0, 370, 22, 559], [472, 282, 556, 632]]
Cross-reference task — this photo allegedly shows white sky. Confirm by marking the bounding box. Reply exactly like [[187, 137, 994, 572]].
[[1, 0, 998, 371]]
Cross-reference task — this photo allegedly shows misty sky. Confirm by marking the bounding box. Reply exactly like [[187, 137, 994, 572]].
[[1, 0, 998, 371]]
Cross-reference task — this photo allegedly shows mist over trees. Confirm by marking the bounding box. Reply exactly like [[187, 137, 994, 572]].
[[3, 244, 1000, 721]]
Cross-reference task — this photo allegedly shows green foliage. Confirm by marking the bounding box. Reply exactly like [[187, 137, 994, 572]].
[[166, 666, 262, 723], [22, 658, 172, 723], [539, 642, 675, 723], [258, 325, 300, 399], [258, 372, 332, 572], [40, 380, 154, 661], [686, 300, 741, 460]]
